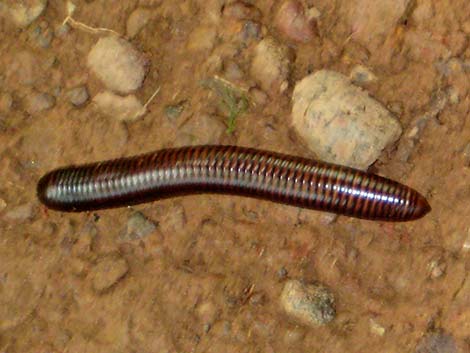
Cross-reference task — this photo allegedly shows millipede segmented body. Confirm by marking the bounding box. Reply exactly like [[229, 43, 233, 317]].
[[37, 145, 430, 221]]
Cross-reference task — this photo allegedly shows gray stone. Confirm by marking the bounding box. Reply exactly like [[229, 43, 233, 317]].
[[121, 212, 157, 241], [67, 86, 89, 107], [87, 36, 147, 94], [292, 70, 402, 170], [280, 279, 335, 326]]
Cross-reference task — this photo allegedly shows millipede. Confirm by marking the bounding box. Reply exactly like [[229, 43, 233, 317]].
[[36, 145, 431, 221]]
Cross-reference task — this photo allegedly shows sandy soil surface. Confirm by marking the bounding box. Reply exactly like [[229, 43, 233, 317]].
[[1, 1, 470, 352]]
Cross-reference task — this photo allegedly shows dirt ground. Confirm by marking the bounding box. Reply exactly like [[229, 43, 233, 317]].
[[1, 1, 470, 352]]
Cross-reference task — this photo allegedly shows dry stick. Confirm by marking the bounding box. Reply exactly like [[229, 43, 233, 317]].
[[63, 15, 120, 36]]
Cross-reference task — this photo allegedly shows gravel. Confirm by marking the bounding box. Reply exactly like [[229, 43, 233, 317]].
[[87, 36, 147, 94], [292, 70, 402, 170], [280, 279, 336, 326]]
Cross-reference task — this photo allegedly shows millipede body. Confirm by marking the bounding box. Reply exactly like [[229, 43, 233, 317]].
[[37, 145, 430, 221]]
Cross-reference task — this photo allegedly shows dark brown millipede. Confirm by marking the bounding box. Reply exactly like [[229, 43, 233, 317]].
[[37, 145, 431, 221]]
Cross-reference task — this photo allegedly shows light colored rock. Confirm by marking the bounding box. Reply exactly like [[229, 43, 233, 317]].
[[87, 36, 147, 94], [126, 8, 153, 38], [1, 0, 47, 28], [67, 86, 89, 107], [187, 26, 217, 52], [25, 92, 55, 114], [292, 70, 402, 170], [369, 318, 386, 336], [250, 37, 291, 94], [90, 255, 129, 293], [280, 279, 335, 327], [120, 212, 157, 241], [93, 91, 146, 122]]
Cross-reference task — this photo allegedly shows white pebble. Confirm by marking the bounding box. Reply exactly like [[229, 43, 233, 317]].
[[292, 70, 402, 170], [87, 36, 147, 94]]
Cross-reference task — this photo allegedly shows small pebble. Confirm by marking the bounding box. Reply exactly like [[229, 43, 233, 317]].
[[447, 86, 460, 105], [4, 203, 36, 222], [275, 0, 316, 43], [126, 8, 153, 38], [369, 318, 386, 336], [241, 20, 263, 42], [176, 114, 226, 146], [54, 23, 70, 38], [29, 21, 53, 48], [280, 279, 336, 327], [277, 267, 288, 280], [25, 92, 55, 114], [164, 101, 186, 121], [249, 87, 268, 107], [93, 91, 146, 122], [87, 36, 147, 94], [292, 70, 402, 170], [250, 37, 291, 94], [350, 64, 377, 84], [415, 332, 459, 353], [67, 86, 89, 107], [120, 212, 157, 241], [428, 259, 446, 279], [3, 0, 48, 28], [90, 255, 129, 293], [223, 61, 244, 81], [223, 1, 261, 20], [462, 228, 470, 252], [187, 26, 217, 52]]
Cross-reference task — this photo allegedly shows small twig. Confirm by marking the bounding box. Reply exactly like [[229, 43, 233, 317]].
[[63, 16, 121, 36], [143, 86, 161, 110]]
